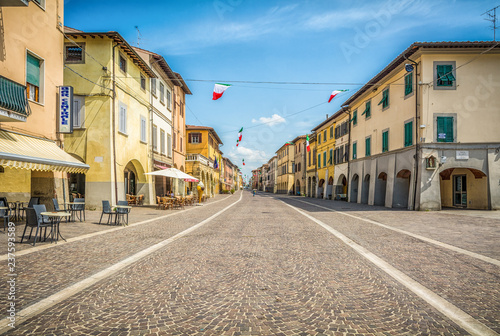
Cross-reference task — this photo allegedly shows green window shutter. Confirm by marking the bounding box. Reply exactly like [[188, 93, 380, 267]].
[[323, 152, 327, 167], [437, 117, 454, 142], [405, 73, 413, 95], [404, 121, 413, 147], [378, 89, 389, 108], [365, 138, 371, 156], [318, 154, 321, 167], [26, 54, 41, 86], [329, 149, 333, 164], [361, 102, 371, 117], [352, 143, 357, 159], [382, 131, 389, 152], [352, 110, 357, 125], [437, 64, 454, 87]]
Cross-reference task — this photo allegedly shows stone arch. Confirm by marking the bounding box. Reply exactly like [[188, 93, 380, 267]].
[[361, 174, 370, 204], [439, 167, 488, 209], [393, 169, 411, 208], [337, 174, 348, 196], [374, 172, 387, 206], [350, 174, 359, 203], [318, 179, 325, 198]]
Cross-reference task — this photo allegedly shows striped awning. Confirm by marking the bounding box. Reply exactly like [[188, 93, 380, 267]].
[[0, 130, 89, 173]]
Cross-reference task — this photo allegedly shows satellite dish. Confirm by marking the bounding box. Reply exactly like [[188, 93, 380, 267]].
[[405, 64, 414, 72]]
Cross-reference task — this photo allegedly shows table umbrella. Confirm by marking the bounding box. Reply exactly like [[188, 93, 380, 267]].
[[144, 168, 199, 182]]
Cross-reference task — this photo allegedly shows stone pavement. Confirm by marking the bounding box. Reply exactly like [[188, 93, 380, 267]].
[[1, 191, 499, 335]]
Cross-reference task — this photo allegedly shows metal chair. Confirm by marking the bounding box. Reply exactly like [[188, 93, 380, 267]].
[[0, 201, 12, 231], [19, 197, 40, 220], [70, 198, 85, 221], [21, 207, 53, 246], [99, 200, 117, 225], [116, 200, 130, 225]]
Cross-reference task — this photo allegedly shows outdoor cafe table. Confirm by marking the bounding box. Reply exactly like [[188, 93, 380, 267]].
[[65, 202, 85, 222], [40, 212, 71, 243], [114, 205, 131, 226]]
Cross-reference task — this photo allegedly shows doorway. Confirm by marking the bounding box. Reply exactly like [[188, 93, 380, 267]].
[[453, 175, 467, 207]]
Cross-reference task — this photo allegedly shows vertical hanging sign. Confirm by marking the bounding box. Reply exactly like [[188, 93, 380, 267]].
[[58, 86, 73, 133]]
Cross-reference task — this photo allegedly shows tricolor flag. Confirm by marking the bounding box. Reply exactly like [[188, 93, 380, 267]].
[[213, 83, 231, 100], [242, 159, 245, 166], [238, 127, 243, 141], [328, 89, 348, 103], [306, 135, 310, 152], [284, 141, 294, 146]]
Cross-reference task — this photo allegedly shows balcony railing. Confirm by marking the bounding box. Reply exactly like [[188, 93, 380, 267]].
[[186, 153, 214, 168], [0, 75, 32, 122]]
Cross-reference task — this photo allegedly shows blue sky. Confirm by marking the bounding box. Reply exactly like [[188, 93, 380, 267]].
[[64, 0, 497, 181]]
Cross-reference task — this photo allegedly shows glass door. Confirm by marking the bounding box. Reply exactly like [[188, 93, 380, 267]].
[[453, 175, 467, 207]]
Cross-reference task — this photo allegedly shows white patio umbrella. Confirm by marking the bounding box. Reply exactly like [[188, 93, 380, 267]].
[[144, 168, 199, 182]]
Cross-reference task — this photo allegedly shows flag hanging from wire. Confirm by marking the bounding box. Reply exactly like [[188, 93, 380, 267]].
[[213, 83, 231, 100], [328, 89, 349, 103]]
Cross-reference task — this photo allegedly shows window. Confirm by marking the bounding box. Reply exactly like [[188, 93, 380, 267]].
[[435, 63, 456, 88], [329, 149, 333, 165], [26, 53, 42, 103], [140, 75, 146, 91], [119, 54, 126, 73], [160, 129, 165, 154], [404, 121, 413, 147], [335, 125, 340, 139], [32, 0, 45, 8], [64, 43, 85, 64], [437, 116, 454, 142], [180, 137, 182, 151], [362, 101, 371, 118], [378, 88, 389, 109], [189, 132, 202, 143], [365, 137, 371, 157], [140, 116, 147, 143], [160, 82, 165, 103], [73, 96, 85, 128], [352, 110, 357, 126], [352, 142, 357, 160], [330, 126, 333, 139], [151, 78, 157, 96], [404, 73, 413, 96], [318, 133, 321, 144], [308, 151, 311, 166], [323, 152, 327, 167], [317, 154, 321, 167], [323, 130, 327, 142], [167, 134, 172, 157], [167, 89, 172, 110], [382, 130, 389, 152], [152, 125, 157, 151], [119, 103, 127, 134]]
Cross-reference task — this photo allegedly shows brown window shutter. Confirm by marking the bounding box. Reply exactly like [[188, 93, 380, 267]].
[[199, 133, 202, 143], [188, 133, 192, 143]]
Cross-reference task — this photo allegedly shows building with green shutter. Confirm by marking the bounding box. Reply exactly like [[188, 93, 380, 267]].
[[343, 41, 500, 210]]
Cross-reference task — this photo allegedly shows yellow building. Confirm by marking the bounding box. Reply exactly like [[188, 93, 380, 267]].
[[185, 125, 223, 198], [291, 135, 307, 195], [344, 41, 500, 210], [330, 109, 351, 200], [63, 28, 156, 208], [305, 133, 317, 197], [311, 116, 336, 199], [0, 1, 89, 207], [276, 142, 294, 194]]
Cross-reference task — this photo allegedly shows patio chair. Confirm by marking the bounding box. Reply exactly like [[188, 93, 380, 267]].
[[126, 194, 136, 205], [136, 194, 144, 205], [162, 197, 173, 210], [19, 197, 39, 220], [116, 200, 130, 225], [69, 198, 85, 221], [99, 200, 117, 225], [32, 204, 53, 242], [0, 201, 12, 231], [156, 196, 165, 210], [21, 208, 53, 246]]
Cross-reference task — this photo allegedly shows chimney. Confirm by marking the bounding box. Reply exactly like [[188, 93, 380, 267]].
[[326, 114, 329, 119]]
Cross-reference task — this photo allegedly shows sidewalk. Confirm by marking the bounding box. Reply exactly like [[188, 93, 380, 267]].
[[0, 197, 217, 255]]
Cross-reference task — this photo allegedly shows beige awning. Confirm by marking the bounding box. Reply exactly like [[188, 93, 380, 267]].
[[0, 130, 89, 173]]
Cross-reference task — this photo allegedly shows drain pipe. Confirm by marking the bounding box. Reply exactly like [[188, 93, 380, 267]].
[[112, 44, 119, 204], [405, 55, 419, 210]]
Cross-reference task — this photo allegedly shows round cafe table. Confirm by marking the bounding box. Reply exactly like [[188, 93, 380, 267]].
[[40, 212, 71, 242]]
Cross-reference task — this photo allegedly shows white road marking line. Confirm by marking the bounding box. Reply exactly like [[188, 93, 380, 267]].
[[0, 195, 233, 261], [290, 198, 500, 267], [0, 192, 243, 334], [282, 200, 498, 336]]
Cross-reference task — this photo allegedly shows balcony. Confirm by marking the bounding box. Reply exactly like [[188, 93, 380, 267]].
[[0, 76, 32, 122], [186, 153, 214, 168]]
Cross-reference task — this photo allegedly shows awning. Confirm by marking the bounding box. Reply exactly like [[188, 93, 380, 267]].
[[0, 130, 89, 173]]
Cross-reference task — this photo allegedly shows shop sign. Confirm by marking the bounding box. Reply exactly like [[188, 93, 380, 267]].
[[58, 86, 73, 133]]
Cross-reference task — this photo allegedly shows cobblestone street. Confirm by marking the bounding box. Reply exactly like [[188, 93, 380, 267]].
[[1, 190, 499, 335]]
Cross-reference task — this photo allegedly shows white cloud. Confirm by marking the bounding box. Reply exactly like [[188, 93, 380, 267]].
[[227, 146, 268, 162], [251, 113, 286, 126]]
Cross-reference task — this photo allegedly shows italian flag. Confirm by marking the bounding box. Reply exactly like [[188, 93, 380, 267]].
[[213, 83, 231, 100], [306, 135, 310, 152], [328, 89, 348, 103], [284, 141, 294, 146], [238, 127, 243, 141], [242, 159, 245, 166]]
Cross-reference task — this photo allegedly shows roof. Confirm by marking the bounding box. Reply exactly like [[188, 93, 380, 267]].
[[291, 135, 307, 143], [133, 47, 181, 86], [186, 125, 223, 145], [64, 29, 156, 78], [174, 72, 192, 95], [343, 41, 500, 106], [311, 109, 348, 132]]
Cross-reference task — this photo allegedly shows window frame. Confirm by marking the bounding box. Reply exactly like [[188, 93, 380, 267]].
[[140, 74, 146, 91], [362, 101, 371, 119], [160, 129, 165, 154], [73, 95, 85, 129], [352, 142, 357, 160], [118, 102, 127, 135], [119, 53, 127, 74], [379, 88, 389, 110], [152, 124, 158, 152], [26, 51, 44, 104], [352, 110, 357, 126], [365, 136, 371, 157], [434, 61, 456, 90], [140, 116, 147, 143], [64, 43, 85, 64], [382, 129, 389, 153], [434, 114, 456, 143], [404, 72, 413, 97], [167, 88, 172, 111], [159, 82, 165, 104], [404, 119, 413, 147], [167, 133, 172, 158]]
